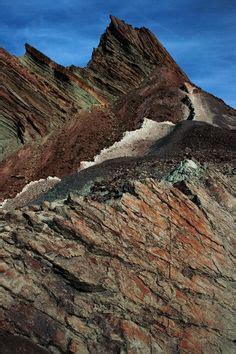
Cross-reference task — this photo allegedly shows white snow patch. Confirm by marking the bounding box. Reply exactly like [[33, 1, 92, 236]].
[[17, 176, 61, 196], [79, 118, 175, 171], [0, 176, 61, 210]]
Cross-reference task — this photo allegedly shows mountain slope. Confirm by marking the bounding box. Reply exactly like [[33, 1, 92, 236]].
[[0, 15, 235, 354], [0, 16, 235, 201]]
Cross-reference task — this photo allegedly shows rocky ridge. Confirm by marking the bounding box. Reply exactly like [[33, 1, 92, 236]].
[[71, 16, 188, 99], [0, 15, 235, 354], [0, 16, 235, 200]]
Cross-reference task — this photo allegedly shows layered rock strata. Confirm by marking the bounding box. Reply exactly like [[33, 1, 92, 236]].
[[0, 165, 235, 353], [1, 16, 235, 200]]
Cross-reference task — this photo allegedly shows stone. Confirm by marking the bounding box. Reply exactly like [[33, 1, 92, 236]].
[[0, 14, 235, 354], [0, 166, 235, 353], [0, 16, 235, 200]]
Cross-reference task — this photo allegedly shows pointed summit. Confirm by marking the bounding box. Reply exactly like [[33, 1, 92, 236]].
[[109, 15, 126, 28], [74, 16, 188, 99], [108, 15, 136, 33]]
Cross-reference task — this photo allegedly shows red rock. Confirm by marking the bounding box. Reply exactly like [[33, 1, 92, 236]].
[[0, 15, 235, 354], [0, 171, 235, 352]]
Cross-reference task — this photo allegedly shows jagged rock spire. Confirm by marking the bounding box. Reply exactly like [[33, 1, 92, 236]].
[[77, 16, 189, 98]]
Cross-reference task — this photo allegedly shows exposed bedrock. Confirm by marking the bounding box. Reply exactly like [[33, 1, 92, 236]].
[[181, 95, 195, 121], [0, 164, 235, 353], [0, 16, 236, 200], [0, 16, 236, 352], [0, 47, 80, 162], [179, 82, 236, 128], [71, 15, 188, 100]]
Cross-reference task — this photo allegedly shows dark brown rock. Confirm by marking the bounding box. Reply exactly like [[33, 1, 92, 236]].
[[71, 15, 188, 99], [0, 16, 235, 200]]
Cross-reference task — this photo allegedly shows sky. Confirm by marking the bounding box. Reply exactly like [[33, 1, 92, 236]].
[[0, 0, 235, 107]]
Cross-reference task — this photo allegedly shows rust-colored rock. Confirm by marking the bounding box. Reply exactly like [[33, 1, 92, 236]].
[[0, 167, 235, 353], [0, 15, 235, 354]]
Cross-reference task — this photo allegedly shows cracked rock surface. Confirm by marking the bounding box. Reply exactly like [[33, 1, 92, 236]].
[[0, 167, 235, 353]]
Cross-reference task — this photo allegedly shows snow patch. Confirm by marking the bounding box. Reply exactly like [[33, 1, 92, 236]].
[[79, 118, 175, 171], [17, 176, 60, 196], [0, 176, 61, 210]]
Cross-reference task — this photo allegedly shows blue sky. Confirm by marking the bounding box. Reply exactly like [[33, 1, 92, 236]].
[[0, 0, 235, 107]]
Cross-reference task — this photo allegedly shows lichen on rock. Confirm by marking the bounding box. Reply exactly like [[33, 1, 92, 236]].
[[163, 159, 204, 184]]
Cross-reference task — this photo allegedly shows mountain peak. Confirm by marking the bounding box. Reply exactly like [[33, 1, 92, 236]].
[[108, 15, 152, 37], [77, 15, 188, 99], [109, 15, 126, 27], [0, 14, 235, 354]]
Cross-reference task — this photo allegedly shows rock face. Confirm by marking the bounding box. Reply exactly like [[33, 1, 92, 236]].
[[72, 16, 188, 99], [0, 16, 235, 200], [0, 47, 76, 161], [21, 44, 106, 107], [0, 15, 236, 354], [0, 165, 235, 353], [114, 71, 236, 129]]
